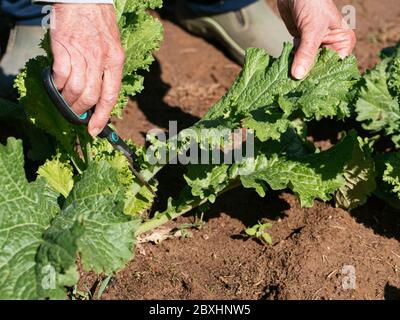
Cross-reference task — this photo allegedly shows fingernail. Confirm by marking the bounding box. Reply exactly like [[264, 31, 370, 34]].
[[293, 65, 306, 80], [89, 127, 102, 137], [338, 51, 347, 59]]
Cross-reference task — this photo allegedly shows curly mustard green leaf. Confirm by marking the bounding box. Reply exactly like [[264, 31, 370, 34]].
[[242, 108, 291, 142], [184, 164, 231, 203], [199, 44, 359, 126], [37, 156, 74, 198], [58, 161, 141, 274], [240, 132, 375, 208], [283, 49, 360, 120], [15, 56, 79, 155], [376, 151, 400, 200], [356, 45, 400, 147], [113, 0, 163, 117], [334, 136, 376, 210], [0, 138, 61, 299]]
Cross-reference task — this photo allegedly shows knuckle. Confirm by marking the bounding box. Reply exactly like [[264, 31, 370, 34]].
[[297, 47, 316, 61], [107, 47, 125, 67], [81, 93, 99, 107], [71, 104, 88, 115], [97, 113, 110, 123], [115, 47, 125, 64], [92, 110, 111, 126], [74, 108, 86, 116], [100, 94, 118, 106], [301, 36, 320, 49], [53, 65, 69, 80], [92, 48, 104, 60], [68, 83, 84, 97]]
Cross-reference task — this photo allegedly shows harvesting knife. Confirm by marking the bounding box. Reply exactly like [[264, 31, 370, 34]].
[[41, 66, 155, 196]]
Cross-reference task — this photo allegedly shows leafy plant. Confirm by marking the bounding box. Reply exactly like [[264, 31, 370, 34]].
[[174, 43, 374, 212], [355, 43, 400, 205], [0, 0, 162, 299], [356, 43, 400, 147], [0, 138, 143, 299], [1, 2, 398, 298], [244, 222, 273, 245]]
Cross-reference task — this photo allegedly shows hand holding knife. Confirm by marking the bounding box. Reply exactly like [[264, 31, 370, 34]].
[[41, 66, 155, 196]]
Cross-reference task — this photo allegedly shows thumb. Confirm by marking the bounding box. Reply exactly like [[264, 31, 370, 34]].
[[292, 31, 323, 80]]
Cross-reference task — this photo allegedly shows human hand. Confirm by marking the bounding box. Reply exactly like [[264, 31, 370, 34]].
[[277, 0, 356, 79], [50, 4, 125, 137]]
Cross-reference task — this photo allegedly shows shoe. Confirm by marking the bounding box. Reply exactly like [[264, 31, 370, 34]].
[[0, 25, 46, 100], [175, 0, 293, 64]]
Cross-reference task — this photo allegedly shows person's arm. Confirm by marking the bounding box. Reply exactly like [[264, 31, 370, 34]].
[[33, 0, 124, 137], [277, 0, 356, 80]]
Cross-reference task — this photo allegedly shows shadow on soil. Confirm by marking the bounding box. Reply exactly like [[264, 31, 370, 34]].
[[134, 58, 200, 134], [351, 198, 400, 242], [384, 283, 400, 300], [154, 161, 291, 230], [207, 188, 290, 225]]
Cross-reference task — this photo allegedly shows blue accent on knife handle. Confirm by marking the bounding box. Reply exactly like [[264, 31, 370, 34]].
[[111, 132, 119, 142], [98, 125, 119, 143], [79, 112, 89, 120]]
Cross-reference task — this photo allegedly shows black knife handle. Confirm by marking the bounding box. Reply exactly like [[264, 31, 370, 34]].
[[42, 66, 92, 125]]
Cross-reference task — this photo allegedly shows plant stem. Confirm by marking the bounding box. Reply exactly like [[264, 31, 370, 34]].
[[85, 141, 93, 164], [70, 154, 84, 175], [135, 198, 208, 236], [135, 179, 242, 236]]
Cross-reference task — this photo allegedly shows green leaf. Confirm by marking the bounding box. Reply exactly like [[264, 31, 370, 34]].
[[262, 233, 273, 245], [375, 151, 400, 205], [240, 132, 375, 208], [244, 226, 257, 236], [35, 219, 83, 299], [383, 157, 400, 198], [244, 223, 272, 245], [0, 97, 54, 162], [386, 43, 400, 100], [97, 274, 113, 299], [384, 164, 400, 198], [113, 0, 163, 117], [184, 164, 231, 202], [15, 56, 81, 157], [124, 184, 155, 217], [0, 139, 142, 299], [36, 160, 141, 298], [242, 108, 291, 142], [198, 44, 296, 127], [282, 48, 360, 120], [37, 156, 74, 198], [58, 161, 141, 274], [91, 138, 157, 216], [356, 47, 400, 147], [92, 138, 134, 186], [334, 137, 376, 210], [0, 138, 60, 299], [179, 43, 363, 207], [198, 43, 359, 131]]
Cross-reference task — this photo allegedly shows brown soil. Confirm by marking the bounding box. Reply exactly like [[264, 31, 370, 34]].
[[81, 0, 400, 300]]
